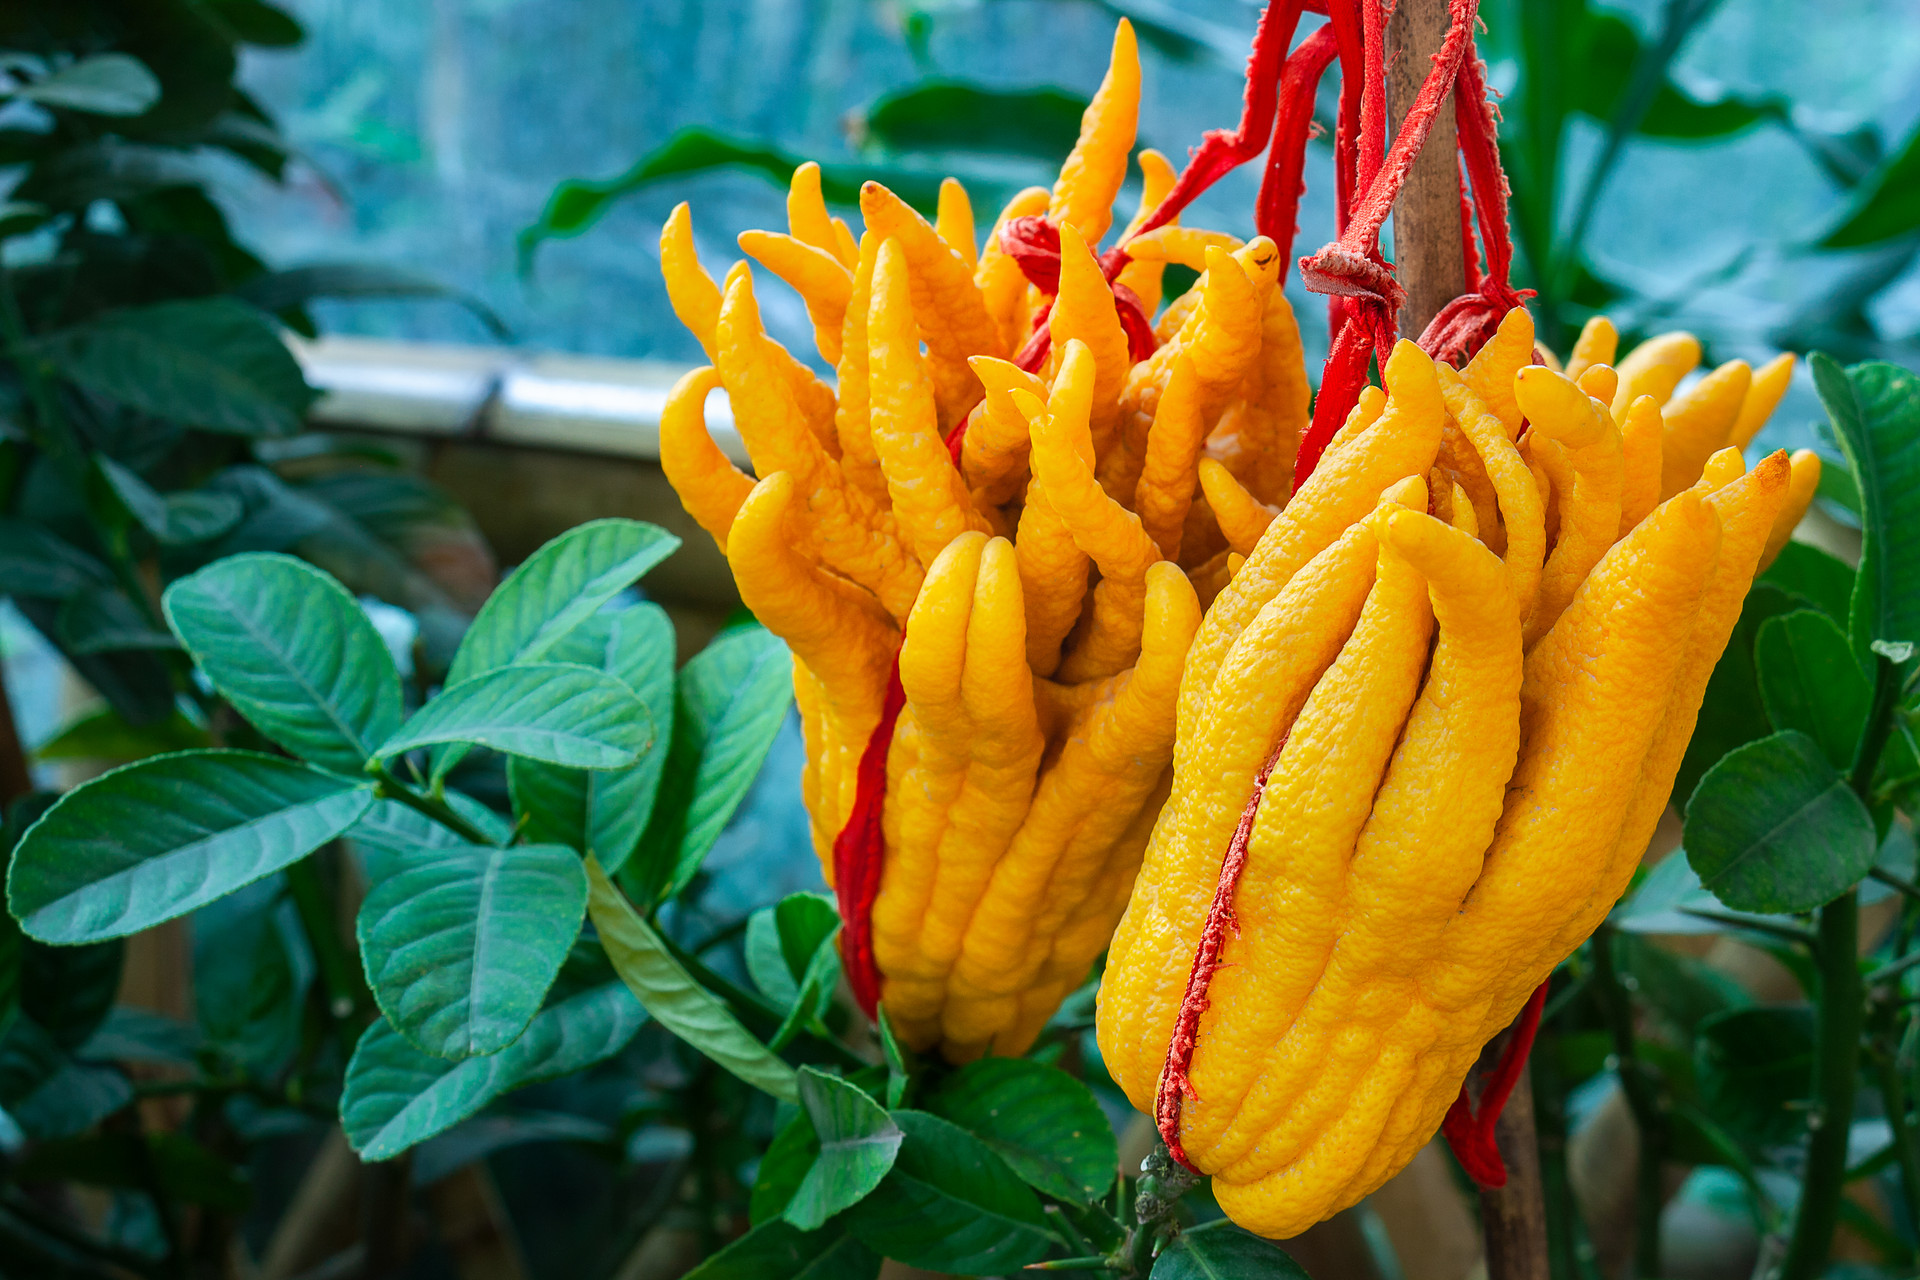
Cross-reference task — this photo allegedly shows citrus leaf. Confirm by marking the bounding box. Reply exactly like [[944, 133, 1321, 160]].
[[1684, 730, 1878, 914], [924, 1057, 1116, 1203], [357, 844, 588, 1060], [1812, 357, 1920, 667], [375, 663, 650, 771], [681, 1218, 880, 1280], [1755, 610, 1872, 771], [341, 981, 645, 1160], [584, 858, 797, 1102], [16, 54, 160, 117], [8, 751, 375, 943], [165, 553, 402, 773], [1150, 1218, 1310, 1279], [38, 299, 317, 437], [843, 1110, 1051, 1274], [783, 1068, 900, 1231]]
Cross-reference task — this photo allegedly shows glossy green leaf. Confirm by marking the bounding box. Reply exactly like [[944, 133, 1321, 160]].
[[1820, 116, 1920, 248], [508, 604, 675, 872], [682, 1218, 880, 1280], [1695, 1005, 1814, 1151], [1610, 932, 1750, 1039], [16, 54, 160, 116], [96, 458, 243, 547], [341, 981, 646, 1159], [358, 844, 588, 1060], [57, 585, 176, 654], [236, 262, 510, 340], [0, 520, 110, 599], [632, 626, 793, 905], [585, 858, 797, 1102], [22, 938, 123, 1052], [1756, 610, 1872, 770], [165, 553, 402, 773], [193, 880, 303, 1073], [8, 751, 375, 943], [1675, 584, 1801, 807], [18, 1132, 248, 1210], [206, 0, 305, 46], [1758, 541, 1855, 626], [923, 1056, 1116, 1203], [1812, 357, 1920, 665], [746, 893, 839, 1008], [858, 82, 1089, 159], [518, 127, 947, 269], [1150, 1218, 1311, 1279], [38, 299, 317, 437], [446, 519, 678, 686], [843, 1110, 1051, 1275], [783, 1068, 901, 1231], [753, 1109, 819, 1225], [1684, 731, 1878, 914], [376, 663, 649, 771], [346, 793, 508, 885], [34, 706, 209, 766]]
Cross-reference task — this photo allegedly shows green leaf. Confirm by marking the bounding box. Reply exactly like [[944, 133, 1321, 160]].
[[0, 520, 110, 599], [518, 127, 948, 269], [347, 794, 507, 884], [1758, 542, 1855, 626], [96, 458, 243, 547], [1150, 1218, 1311, 1279], [194, 881, 302, 1073], [857, 82, 1089, 159], [1610, 932, 1750, 1039], [18, 1132, 249, 1210], [507, 604, 675, 872], [632, 626, 793, 906], [1820, 116, 1920, 248], [843, 1110, 1051, 1275], [923, 1057, 1117, 1203], [747, 893, 840, 1008], [33, 705, 210, 765], [235, 262, 510, 339], [9, 751, 375, 943], [165, 553, 402, 773], [1756, 610, 1872, 770], [447, 519, 678, 686], [1684, 731, 1878, 914], [57, 585, 177, 654], [783, 1068, 901, 1231], [16, 54, 160, 117], [584, 858, 797, 1103], [753, 1109, 820, 1225], [1811, 357, 1920, 666], [357, 844, 588, 1060], [1675, 584, 1801, 807], [38, 299, 318, 437], [206, 0, 304, 46], [376, 663, 650, 772], [1695, 1005, 1814, 1151], [681, 1218, 880, 1280], [22, 939, 123, 1052], [341, 981, 645, 1159]]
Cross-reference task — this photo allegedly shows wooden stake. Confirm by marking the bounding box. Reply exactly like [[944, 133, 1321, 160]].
[[1388, 4, 1547, 1277], [1387, 0, 1467, 339]]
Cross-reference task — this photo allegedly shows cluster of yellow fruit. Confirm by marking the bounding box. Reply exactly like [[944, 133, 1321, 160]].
[[653, 17, 1816, 1237]]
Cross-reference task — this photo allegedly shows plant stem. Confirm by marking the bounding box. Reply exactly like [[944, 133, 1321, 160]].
[[284, 853, 370, 1038], [372, 767, 493, 845], [1870, 1006, 1920, 1236], [1591, 928, 1663, 1279], [1779, 651, 1918, 1271], [1776, 889, 1862, 1280]]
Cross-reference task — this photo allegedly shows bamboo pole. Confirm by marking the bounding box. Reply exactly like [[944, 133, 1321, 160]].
[[1387, 4, 1548, 1278]]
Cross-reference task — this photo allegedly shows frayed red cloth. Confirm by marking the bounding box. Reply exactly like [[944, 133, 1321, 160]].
[[1441, 981, 1550, 1187], [830, 659, 905, 1017]]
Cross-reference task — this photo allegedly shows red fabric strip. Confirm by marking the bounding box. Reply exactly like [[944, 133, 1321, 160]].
[[831, 657, 906, 1018], [1441, 980, 1550, 1188], [1254, 24, 1341, 276], [1156, 738, 1287, 1171]]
